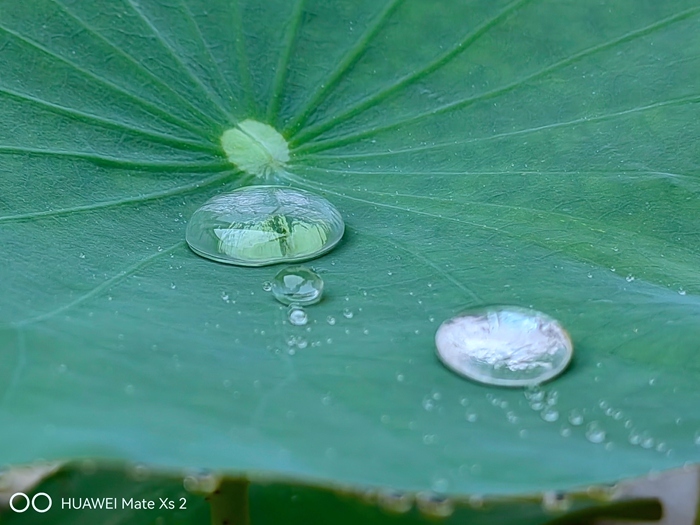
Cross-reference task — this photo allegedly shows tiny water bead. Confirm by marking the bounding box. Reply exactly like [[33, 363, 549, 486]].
[[434, 306, 573, 387], [271, 266, 324, 306], [186, 186, 344, 266]]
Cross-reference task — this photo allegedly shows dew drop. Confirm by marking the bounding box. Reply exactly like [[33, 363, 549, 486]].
[[342, 308, 354, 319], [377, 490, 413, 514], [271, 266, 323, 306], [585, 421, 606, 443], [288, 305, 308, 326], [466, 412, 478, 422], [186, 186, 344, 266], [262, 280, 272, 292], [625, 275, 635, 282], [415, 492, 454, 518], [327, 316, 336, 325], [541, 407, 559, 422], [435, 306, 573, 387], [693, 431, 700, 446], [568, 410, 584, 426], [542, 491, 571, 513]]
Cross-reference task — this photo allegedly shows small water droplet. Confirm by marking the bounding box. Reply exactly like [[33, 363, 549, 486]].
[[542, 491, 571, 513], [640, 432, 655, 449], [585, 421, 606, 443], [221, 292, 230, 303], [541, 407, 559, 422], [560, 426, 572, 437], [288, 305, 308, 326], [415, 492, 454, 518], [272, 266, 323, 306], [170, 282, 176, 289], [626, 274, 635, 282], [342, 308, 354, 319], [79, 252, 86, 259], [678, 288, 686, 296], [185, 186, 344, 266], [296, 337, 308, 349], [396, 373, 405, 382], [435, 306, 573, 387], [262, 280, 272, 292], [466, 412, 478, 422], [326, 316, 336, 325], [568, 410, 584, 426], [431, 478, 449, 493], [377, 490, 413, 514], [693, 431, 700, 446]]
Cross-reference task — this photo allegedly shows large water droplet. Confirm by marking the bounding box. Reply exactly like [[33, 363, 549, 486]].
[[271, 266, 323, 305], [434, 306, 573, 387], [186, 186, 344, 266]]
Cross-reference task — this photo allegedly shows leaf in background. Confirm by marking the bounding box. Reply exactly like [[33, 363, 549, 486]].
[[1, 0, 699, 499]]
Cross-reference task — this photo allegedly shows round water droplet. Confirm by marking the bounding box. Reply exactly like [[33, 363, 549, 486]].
[[415, 492, 454, 518], [288, 305, 308, 326], [271, 266, 324, 306], [342, 308, 354, 319], [186, 186, 344, 266], [585, 421, 606, 443], [435, 306, 573, 387], [542, 491, 571, 513], [541, 407, 559, 422], [568, 409, 584, 426], [377, 490, 413, 514], [262, 280, 272, 292]]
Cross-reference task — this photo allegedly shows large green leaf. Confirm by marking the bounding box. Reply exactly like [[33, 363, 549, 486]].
[[1, 0, 699, 504]]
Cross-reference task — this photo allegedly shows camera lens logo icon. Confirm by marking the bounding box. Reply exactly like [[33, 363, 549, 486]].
[[9, 492, 52, 513]]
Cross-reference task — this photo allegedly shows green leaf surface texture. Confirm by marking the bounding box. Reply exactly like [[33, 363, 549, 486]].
[[1, 0, 699, 496]]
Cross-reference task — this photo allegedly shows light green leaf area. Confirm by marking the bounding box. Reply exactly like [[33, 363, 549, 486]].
[[1, 0, 699, 497]]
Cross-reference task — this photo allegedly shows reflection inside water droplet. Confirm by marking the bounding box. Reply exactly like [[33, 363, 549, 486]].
[[271, 265, 323, 305], [434, 306, 573, 387], [288, 305, 308, 326], [186, 186, 344, 266]]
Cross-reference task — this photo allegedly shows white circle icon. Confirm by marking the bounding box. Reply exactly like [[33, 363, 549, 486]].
[[9, 493, 30, 513], [9, 492, 52, 513], [33, 493, 53, 513]]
